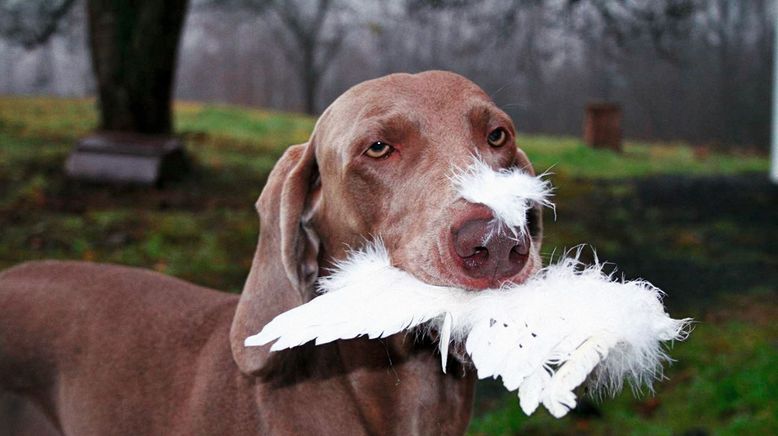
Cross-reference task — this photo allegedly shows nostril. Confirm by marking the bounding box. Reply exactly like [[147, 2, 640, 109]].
[[453, 219, 493, 258], [508, 246, 528, 265], [460, 245, 488, 258], [457, 245, 489, 257], [462, 247, 489, 270], [512, 241, 529, 257]]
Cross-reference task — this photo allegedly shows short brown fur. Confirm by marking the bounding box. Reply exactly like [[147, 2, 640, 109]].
[[0, 71, 541, 435]]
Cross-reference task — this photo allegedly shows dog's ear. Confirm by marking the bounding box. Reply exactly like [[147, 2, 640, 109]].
[[276, 142, 322, 294], [230, 141, 321, 375], [514, 147, 543, 248]]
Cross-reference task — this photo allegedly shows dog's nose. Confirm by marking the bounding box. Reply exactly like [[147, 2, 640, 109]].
[[453, 219, 529, 282]]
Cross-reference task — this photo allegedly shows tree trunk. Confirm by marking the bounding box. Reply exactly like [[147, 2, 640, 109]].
[[66, 0, 190, 184], [301, 44, 318, 115], [302, 68, 318, 115], [87, 0, 189, 134]]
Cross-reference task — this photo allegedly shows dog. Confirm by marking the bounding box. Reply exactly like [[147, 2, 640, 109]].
[[0, 71, 543, 435]]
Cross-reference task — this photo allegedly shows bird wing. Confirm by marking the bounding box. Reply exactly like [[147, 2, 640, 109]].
[[245, 243, 691, 419], [244, 243, 467, 357]]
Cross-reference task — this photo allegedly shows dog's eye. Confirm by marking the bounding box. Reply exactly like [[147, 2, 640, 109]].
[[487, 128, 509, 147], [364, 141, 394, 159]]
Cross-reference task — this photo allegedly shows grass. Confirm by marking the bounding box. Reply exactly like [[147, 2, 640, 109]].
[[0, 96, 775, 434], [519, 135, 768, 179], [0, 97, 314, 289], [0, 96, 767, 179]]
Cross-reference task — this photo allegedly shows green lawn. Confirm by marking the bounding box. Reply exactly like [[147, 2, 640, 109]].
[[519, 135, 767, 179], [0, 96, 767, 179], [0, 96, 775, 435]]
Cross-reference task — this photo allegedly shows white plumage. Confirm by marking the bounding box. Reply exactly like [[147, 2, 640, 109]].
[[245, 158, 690, 418], [245, 243, 690, 418], [451, 157, 554, 234]]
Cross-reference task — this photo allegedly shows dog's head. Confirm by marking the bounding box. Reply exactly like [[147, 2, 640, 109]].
[[231, 71, 544, 374]]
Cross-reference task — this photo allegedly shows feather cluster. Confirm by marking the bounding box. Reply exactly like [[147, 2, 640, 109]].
[[246, 243, 691, 418], [450, 157, 554, 234]]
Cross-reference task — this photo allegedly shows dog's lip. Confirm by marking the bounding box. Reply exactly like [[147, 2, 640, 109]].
[[449, 255, 536, 291], [391, 251, 535, 293], [426, 239, 536, 291]]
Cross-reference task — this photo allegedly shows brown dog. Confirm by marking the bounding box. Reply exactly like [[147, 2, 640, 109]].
[[0, 71, 543, 435]]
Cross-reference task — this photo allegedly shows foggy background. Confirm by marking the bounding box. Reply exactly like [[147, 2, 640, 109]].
[[0, 0, 772, 149]]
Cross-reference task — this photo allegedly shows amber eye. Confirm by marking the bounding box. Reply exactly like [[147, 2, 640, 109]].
[[487, 128, 509, 147], [364, 141, 394, 159]]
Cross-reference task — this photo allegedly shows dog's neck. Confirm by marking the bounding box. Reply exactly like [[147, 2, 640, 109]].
[[232, 237, 475, 433], [256, 331, 476, 433], [339, 336, 475, 433]]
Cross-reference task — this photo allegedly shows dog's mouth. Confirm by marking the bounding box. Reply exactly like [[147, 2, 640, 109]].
[[444, 253, 536, 291], [425, 210, 538, 291], [316, 239, 534, 365], [393, 239, 537, 293]]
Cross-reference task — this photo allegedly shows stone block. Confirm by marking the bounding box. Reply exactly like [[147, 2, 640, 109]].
[[65, 132, 188, 185]]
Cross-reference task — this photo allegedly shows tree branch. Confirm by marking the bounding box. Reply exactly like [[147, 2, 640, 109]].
[[0, 0, 79, 49]]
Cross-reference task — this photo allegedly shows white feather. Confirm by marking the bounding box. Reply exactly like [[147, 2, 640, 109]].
[[519, 367, 551, 415], [245, 242, 691, 418], [450, 157, 554, 235], [246, 243, 468, 350]]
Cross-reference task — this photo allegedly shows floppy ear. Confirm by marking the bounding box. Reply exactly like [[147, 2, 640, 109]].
[[514, 147, 543, 249], [230, 141, 321, 375]]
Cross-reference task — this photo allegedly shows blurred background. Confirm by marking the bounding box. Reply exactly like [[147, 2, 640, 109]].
[[0, 0, 775, 434]]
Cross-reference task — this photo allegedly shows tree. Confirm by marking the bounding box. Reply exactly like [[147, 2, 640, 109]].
[[270, 0, 347, 114], [219, 0, 350, 114], [566, 0, 696, 63], [696, 0, 772, 146], [86, 0, 189, 134], [0, 0, 190, 184], [0, 0, 79, 49]]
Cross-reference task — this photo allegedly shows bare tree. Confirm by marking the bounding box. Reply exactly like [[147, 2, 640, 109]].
[[567, 0, 696, 62], [696, 0, 772, 146], [270, 0, 350, 114], [0, 0, 78, 48], [220, 0, 350, 114]]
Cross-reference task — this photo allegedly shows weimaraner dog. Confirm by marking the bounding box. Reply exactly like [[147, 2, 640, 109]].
[[0, 71, 543, 435]]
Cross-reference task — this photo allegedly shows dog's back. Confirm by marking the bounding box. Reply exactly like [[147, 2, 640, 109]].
[[0, 261, 474, 435], [0, 261, 239, 435]]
